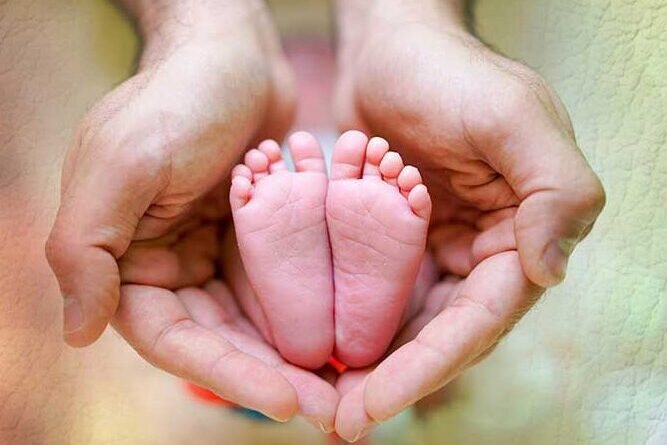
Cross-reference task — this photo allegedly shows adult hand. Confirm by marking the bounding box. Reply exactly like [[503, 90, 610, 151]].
[[333, 0, 605, 440], [113, 278, 338, 428], [46, 0, 293, 347], [44, 0, 332, 423]]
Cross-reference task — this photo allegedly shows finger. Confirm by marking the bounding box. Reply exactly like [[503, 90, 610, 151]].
[[178, 283, 338, 432], [402, 254, 440, 323], [220, 227, 274, 344], [46, 148, 163, 347], [112, 284, 298, 422], [119, 225, 218, 289], [133, 201, 196, 240], [485, 94, 605, 286], [428, 224, 477, 276], [334, 279, 459, 441], [393, 278, 461, 350], [335, 370, 376, 442], [471, 217, 516, 266], [362, 252, 542, 424]]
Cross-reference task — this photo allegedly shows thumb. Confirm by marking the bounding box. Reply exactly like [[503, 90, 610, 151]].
[[488, 90, 605, 287], [46, 147, 163, 347]]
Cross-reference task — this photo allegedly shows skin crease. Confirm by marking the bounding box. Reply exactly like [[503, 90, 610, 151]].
[[39, 0, 606, 441], [331, 0, 605, 440]]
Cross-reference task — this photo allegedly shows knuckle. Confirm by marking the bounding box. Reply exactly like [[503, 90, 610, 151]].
[[578, 175, 607, 215], [466, 76, 542, 139], [121, 144, 169, 176], [45, 229, 67, 269], [502, 78, 540, 116]]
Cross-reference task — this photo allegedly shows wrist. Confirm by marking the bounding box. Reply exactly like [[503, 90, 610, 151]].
[[336, 0, 469, 41], [123, 0, 267, 68]]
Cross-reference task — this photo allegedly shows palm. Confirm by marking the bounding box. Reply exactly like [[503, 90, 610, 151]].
[[112, 279, 338, 428]]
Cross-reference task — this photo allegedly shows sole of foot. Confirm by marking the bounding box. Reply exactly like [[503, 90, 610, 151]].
[[230, 132, 334, 369], [326, 130, 432, 367]]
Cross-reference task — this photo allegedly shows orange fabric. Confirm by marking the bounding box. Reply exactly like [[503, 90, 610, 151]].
[[184, 381, 237, 407], [327, 355, 348, 374]]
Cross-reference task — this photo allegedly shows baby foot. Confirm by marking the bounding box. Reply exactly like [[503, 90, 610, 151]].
[[326, 130, 432, 367], [230, 132, 334, 369]]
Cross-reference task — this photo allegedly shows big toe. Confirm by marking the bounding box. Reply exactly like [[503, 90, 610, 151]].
[[288, 131, 326, 173], [330, 130, 369, 180]]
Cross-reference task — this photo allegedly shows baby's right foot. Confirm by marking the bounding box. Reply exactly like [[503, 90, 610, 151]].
[[327, 131, 432, 367], [230, 132, 334, 369]]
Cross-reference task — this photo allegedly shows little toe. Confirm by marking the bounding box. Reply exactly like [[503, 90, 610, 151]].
[[397, 165, 423, 198], [363, 137, 389, 179], [244, 149, 270, 181], [288, 131, 326, 173], [230, 175, 253, 210], [259, 139, 289, 173], [408, 184, 432, 220], [330, 130, 369, 180], [379, 151, 404, 186]]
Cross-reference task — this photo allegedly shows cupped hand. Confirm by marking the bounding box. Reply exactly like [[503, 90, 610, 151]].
[[113, 278, 338, 429], [334, 254, 541, 441], [46, 2, 294, 347], [43, 1, 342, 427], [333, 1, 605, 440]]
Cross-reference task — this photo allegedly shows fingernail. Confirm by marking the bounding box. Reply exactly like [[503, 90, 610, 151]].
[[351, 425, 374, 443], [318, 421, 333, 434], [542, 240, 573, 284], [63, 296, 83, 334], [306, 417, 333, 434], [265, 411, 292, 423]]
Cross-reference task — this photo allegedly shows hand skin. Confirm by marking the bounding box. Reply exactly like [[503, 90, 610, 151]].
[[333, 0, 606, 440], [113, 278, 338, 430], [42, 0, 340, 425]]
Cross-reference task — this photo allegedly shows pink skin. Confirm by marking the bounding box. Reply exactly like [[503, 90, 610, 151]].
[[229, 132, 334, 369], [327, 130, 432, 368]]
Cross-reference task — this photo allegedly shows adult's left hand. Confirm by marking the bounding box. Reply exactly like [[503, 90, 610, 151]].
[[332, 0, 605, 440]]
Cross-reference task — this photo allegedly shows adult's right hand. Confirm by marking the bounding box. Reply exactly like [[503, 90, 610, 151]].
[[44, 0, 307, 421]]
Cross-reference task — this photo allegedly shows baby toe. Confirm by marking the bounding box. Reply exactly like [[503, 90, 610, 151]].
[[244, 148, 270, 181], [331, 130, 369, 180], [232, 164, 253, 181], [363, 137, 389, 179], [397, 165, 423, 197], [288, 131, 327, 173], [258, 139, 289, 173], [407, 183, 432, 220], [379, 151, 404, 186], [230, 175, 253, 210]]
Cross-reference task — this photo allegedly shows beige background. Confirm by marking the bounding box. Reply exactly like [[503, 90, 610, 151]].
[[0, 0, 664, 444]]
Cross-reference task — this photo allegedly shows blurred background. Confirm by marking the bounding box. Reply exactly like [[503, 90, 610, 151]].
[[0, 0, 664, 444]]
